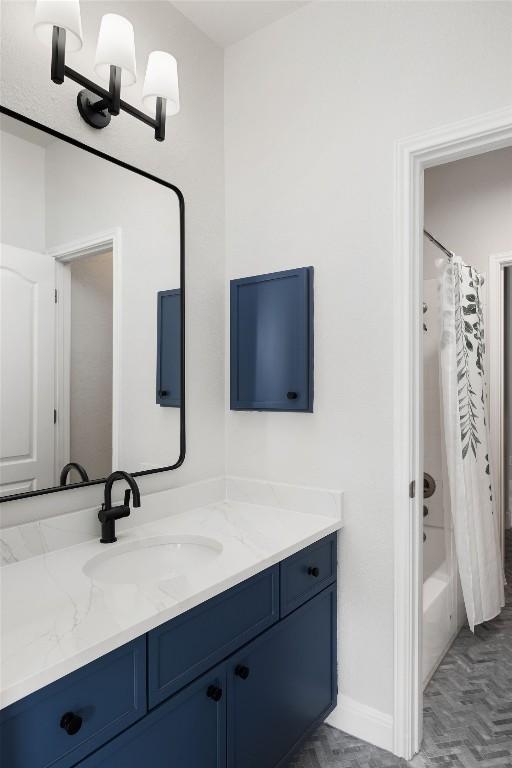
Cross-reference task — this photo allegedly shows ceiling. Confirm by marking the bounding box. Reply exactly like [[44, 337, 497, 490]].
[[172, 1, 308, 48]]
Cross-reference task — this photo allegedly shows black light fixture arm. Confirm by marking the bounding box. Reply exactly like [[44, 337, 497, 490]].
[[50, 25, 166, 141]]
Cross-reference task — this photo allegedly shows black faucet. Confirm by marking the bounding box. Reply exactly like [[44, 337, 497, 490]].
[[98, 471, 141, 544], [59, 462, 89, 486]]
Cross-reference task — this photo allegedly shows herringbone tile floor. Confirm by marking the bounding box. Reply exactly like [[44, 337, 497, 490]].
[[288, 532, 512, 768]]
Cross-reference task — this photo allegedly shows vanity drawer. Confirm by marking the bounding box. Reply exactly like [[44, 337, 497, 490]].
[[148, 565, 279, 708], [0, 637, 146, 768], [280, 533, 337, 616]]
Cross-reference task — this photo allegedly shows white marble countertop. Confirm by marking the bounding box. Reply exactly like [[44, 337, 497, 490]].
[[1, 499, 341, 710]]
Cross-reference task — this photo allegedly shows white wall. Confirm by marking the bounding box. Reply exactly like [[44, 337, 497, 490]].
[[224, 0, 512, 727], [0, 130, 45, 252], [424, 147, 512, 278], [69, 251, 113, 480], [0, 0, 225, 524]]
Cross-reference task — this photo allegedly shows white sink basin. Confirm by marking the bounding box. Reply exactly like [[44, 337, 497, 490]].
[[83, 535, 223, 585]]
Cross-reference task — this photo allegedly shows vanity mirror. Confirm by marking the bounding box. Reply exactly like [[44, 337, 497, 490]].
[[0, 107, 185, 502]]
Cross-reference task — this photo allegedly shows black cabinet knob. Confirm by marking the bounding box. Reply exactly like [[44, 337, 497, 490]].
[[307, 566, 320, 578], [286, 391, 298, 400], [159, 390, 169, 397], [60, 712, 83, 736], [235, 664, 250, 680], [206, 684, 223, 702]]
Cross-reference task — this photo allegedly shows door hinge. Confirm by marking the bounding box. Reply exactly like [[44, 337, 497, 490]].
[[409, 480, 416, 499], [54, 409, 57, 425], [54, 288, 58, 303]]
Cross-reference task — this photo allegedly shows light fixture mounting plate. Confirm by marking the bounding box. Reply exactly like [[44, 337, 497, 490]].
[[77, 90, 111, 129]]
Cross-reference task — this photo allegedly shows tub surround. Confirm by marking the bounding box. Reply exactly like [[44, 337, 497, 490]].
[[422, 278, 466, 686], [0, 480, 343, 710]]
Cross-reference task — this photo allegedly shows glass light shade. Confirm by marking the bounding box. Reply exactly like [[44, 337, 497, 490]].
[[94, 14, 136, 86], [33, 0, 83, 51], [142, 51, 180, 117]]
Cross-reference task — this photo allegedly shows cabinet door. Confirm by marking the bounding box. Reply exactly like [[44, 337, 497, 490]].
[[78, 664, 226, 768], [156, 289, 181, 407], [230, 267, 313, 411], [148, 566, 279, 708], [227, 585, 336, 768], [0, 637, 146, 768]]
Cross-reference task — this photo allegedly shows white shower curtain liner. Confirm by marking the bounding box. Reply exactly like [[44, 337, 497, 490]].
[[439, 255, 504, 631]]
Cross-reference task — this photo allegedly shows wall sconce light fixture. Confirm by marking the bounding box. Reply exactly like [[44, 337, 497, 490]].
[[34, 0, 180, 141]]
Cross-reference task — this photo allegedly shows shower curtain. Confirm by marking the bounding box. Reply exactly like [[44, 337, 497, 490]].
[[439, 256, 504, 631]]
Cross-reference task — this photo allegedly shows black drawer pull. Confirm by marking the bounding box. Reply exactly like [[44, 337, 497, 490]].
[[159, 390, 169, 397], [206, 685, 222, 702], [235, 664, 250, 680], [286, 391, 298, 400], [60, 712, 83, 735], [307, 566, 320, 578]]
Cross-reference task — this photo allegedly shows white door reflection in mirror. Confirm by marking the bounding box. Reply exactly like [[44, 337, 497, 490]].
[[0, 244, 55, 494]]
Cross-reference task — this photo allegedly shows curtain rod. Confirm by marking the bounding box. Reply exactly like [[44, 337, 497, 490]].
[[423, 229, 453, 260]]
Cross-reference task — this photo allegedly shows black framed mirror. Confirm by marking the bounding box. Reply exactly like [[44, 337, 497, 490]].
[[0, 106, 185, 503]]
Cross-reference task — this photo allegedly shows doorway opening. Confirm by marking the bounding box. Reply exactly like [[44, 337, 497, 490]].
[[62, 250, 113, 481], [421, 148, 512, 699], [52, 229, 121, 487], [393, 107, 512, 760]]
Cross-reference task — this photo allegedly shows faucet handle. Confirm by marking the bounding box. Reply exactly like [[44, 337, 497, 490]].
[[123, 489, 131, 507]]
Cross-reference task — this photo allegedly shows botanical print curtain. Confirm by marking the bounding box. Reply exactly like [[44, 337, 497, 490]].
[[439, 256, 504, 631]]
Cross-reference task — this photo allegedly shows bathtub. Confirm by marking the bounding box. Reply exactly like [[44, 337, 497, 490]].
[[423, 524, 446, 581], [422, 526, 461, 686]]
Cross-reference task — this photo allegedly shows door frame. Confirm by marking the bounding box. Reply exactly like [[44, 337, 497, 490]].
[[49, 229, 122, 481], [488, 251, 512, 558], [393, 105, 512, 759]]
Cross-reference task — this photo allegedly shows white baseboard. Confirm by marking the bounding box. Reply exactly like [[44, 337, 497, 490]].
[[326, 694, 394, 754]]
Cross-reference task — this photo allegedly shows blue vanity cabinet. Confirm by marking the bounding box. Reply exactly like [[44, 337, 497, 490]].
[[148, 565, 279, 708], [2, 535, 337, 768], [227, 583, 337, 768], [230, 267, 314, 411], [156, 289, 181, 407], [0, 637, 146, 768], [77, 663, 226, 768]]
